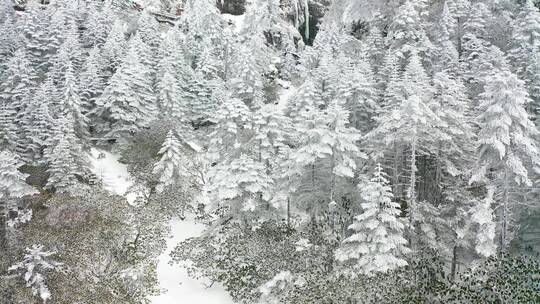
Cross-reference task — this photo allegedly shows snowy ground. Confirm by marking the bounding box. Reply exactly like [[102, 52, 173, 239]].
[[151, 218, 234, 304], [88, 147, 234, 304]]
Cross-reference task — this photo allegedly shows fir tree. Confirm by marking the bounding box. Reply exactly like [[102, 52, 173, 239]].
[[475, 68, 539, 252], [102, 20, 127, 75], [94, 45, 156, 137], [45, 115, 84, 193], [9, 245, 62, 304], [470, 186, 497, 257], [153, 130, 190, 193], [335, 164, 410, 276], [61, 62, 89, 139], [80, 46, 106, 115], [156, 56, 188, 122]]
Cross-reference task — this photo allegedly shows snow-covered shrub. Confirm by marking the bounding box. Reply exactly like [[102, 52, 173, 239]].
[[9, 244, 62, 303]]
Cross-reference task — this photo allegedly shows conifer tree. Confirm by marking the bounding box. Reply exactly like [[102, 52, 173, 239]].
[[475, 68, 539, 252], [45, 115, 84, 193], [156, 56, 188, 122], [335, 164, 410, 276], [0, 151, 37, 253], [509, 0, 540, 111], [368, 52, 449, 249], [470, 186, 497, 257], [102, 20, 127, 75], [62, 62, 89, 139], [21, 1, 49, 74], [24, 84, 53, 163], [95, 45, 156, 137], [153, 130, 190, 193], [83, 0, 114, 48], [208, 154, 274, 217], [80, 46, 106, 115]]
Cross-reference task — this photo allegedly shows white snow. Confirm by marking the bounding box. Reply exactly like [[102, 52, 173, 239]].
[[88, 147, 233, 303], [89, 148, 133, 198], [276, 81, 298, 113], [222, 13, 246, 33], [152, 218, 234, 304]]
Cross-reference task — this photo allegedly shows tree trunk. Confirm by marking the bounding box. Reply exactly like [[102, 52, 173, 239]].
[[408, 139, 417, 250], [0, 199, 6, 256], [393, 146, 400, 197], [304, 0, 310, 41], [500, 167, 509, 253], [450, 244, 458, 282]]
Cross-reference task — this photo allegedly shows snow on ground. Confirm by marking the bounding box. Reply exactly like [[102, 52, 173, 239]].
[[89, 148, 133, 198], [152, 218, 234, 304], [88, 147, 233, 304], [222, 13, 246, 33], [276, 80, 298, 113]]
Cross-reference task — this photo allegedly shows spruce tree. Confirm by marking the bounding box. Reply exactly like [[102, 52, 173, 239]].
[[80, 46, 106, 115], [335, 164, 410, 276], [153, 130, 190, 193], [45, 115, 83, 193], [475, 68, 539, 252], [95, 45, 156, 137]]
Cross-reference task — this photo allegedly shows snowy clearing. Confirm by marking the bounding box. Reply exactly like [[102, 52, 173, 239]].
[[152, 218, 234, 304], [88, 147, 232, 303]]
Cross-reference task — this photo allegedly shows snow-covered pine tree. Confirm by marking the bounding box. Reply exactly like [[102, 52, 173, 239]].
[[363, 25, 385, 70], [336, 56, 377, 132], [288, 78, 363, 216], [0, 150, 37, 260], [9, 245, 62, 304], [207, 154, 274, 218], [137, 10, 161, 70], [156, 55, 188, 122], [435, 1, 459, 74], [153, 130, 190, 193], [94, 44, 156, 137], [367, 52, 449, 249], [80, 46, 106, 116], [102, 19, 127, 76], [474, 68, 540, 252], [208, 96, 253, 162], [61, 61, 89, 139], [0, 49, 38, 161], [230, 43, 265, 107], [44, 114, 84, 193], [387, 0, 432, 58], [470, 186, 497, 257], [21, 1, 50, 75], [508, 0, 540, 114], [24, 84, 53, 163], [335, 163, 410, 276], [43, 7, 66, 73], [131, 33, 158, 87], [0, 12, 18, 74], [83, 0, 114, 48]]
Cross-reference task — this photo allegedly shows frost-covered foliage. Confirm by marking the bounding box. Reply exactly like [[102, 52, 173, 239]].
[[9, 245, 62, 303], [335, 164, 410, 276], [2, 0, 540, 302], [0, 151, 38, 199]]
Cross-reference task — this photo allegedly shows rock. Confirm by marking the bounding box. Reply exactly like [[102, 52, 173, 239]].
[[217, 0, 246, 15]]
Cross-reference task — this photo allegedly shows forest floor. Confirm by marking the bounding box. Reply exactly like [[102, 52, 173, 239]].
[[88, 147, 233, 304]]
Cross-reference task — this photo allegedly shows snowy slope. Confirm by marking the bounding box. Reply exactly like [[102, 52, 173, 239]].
[[88, 147, 233, 303]]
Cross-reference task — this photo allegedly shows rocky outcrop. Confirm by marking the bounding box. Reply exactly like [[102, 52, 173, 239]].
[[217, 0, 246, 15]]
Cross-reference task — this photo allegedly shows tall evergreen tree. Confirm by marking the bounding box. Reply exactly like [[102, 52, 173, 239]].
[[335, 164, 410, 276], [153, 130, 191, 193], [474, 68, 539, 252]]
